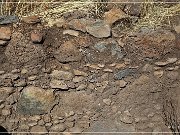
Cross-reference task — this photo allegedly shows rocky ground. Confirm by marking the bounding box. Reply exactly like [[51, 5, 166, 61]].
[[0, 3, 180, 135]]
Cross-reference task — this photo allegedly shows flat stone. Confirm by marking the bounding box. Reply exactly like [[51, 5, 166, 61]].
[[50, 79, 68, 90], [155, 61, 171, 67], [63, 29, 79, 37], [76, 84, 87, 90], [28, 76, 37, 81], [0, 40, 8, 46], [17, 86, 55, 115], [22, 16, 40, 24], [0, 71, 5, 75], [0, 27, 11, 41], [73, 69, 88, 76], [86, 20, 111, 38], [30, 125, 47, 134], [73, 76, 84, 83], [51, 70, 74, 81], [49, 124, 66, 132], [68, 18, 94, 32], [115, 63, 126, 69], [103, 68, 113, 72]]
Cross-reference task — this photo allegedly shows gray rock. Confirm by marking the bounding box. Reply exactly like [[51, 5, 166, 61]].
[[86, 20, 111, 38], [114, 69, 135, 80], [0, 15, 19, 24], [94, 40, 125, 59], [17, 86, 55, 115], [94, 42, 107, 52], [111, 41, 125, 59]]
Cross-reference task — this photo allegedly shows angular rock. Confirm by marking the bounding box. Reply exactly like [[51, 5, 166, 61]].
[[73, 69, 88, 76], [0, 27, 11, 41], [0, 15, 19, 24], [104, 8, 128, 25], [22, 16, 40, 24], [50, 79, 68, 90], [68, 18, 94, 32], [86, 20, 111, 38], [54, 41, 82, 63], [51, 70, 74, 80], [31, 30, 43, 43], [17, 86, 55, 115]]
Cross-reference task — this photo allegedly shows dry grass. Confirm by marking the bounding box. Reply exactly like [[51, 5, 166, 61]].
[[134, 1, 180, 30], [0, 0, 179, 30]]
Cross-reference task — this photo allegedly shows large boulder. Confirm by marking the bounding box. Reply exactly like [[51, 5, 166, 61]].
[[17, 86, 55, 115]]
